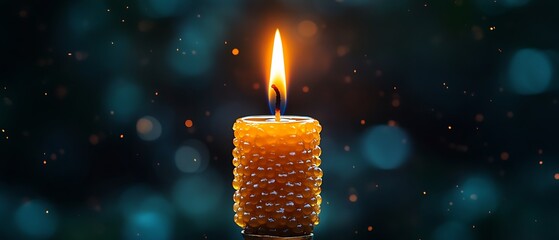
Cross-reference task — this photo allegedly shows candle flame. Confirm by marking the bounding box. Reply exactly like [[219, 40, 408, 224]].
[[268, 29, 287, 118]]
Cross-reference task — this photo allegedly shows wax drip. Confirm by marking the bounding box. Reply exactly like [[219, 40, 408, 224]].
[[271, 84, 281, 121]]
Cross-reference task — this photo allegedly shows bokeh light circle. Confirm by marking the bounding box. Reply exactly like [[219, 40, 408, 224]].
[[298, 20, 318, 37], [508, 49, 552, 95], [66, 1, 109, 36], [172, 171, 224, 217], [15, 200, 58, 238], [123, 211, 172, 240], [105, 79, 143, 122], [446, 176, 499, 221], [432, 221, 472, 240], [119, 185, 153, 216], [174, 139, 209, 173], [168, 15, 224, 81], [361, 125, 411, 169], [136, 116, 162, 141], [119, 186, 174, 240]]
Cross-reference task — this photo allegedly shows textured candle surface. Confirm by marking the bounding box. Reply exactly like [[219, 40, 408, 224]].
[[232, 116, 322, 236]]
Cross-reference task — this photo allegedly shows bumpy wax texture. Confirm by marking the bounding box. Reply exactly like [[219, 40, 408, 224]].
[[232, 118, 322, 236]]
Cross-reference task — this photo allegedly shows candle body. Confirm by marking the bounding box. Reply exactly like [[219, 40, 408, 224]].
[[233, 116, 322, 236]]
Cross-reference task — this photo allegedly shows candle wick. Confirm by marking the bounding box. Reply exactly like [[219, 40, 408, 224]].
[[271, 84, 281, 121]]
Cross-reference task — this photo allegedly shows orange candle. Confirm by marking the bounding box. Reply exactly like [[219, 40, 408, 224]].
[[232, 30, 323, 238]]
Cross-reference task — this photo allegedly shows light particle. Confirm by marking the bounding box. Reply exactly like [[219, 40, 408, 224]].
[[554, 173, 559, 180], [232, 48, 239, 56], [302, 86, 309, 93], [337, 46, 350, 57], [349, 194, 358, 202], [391, 98, 400, 107], [475, 114, 484, 122], [367, 226, 373, 231], [185, 119, 193, 128], [89, 134, 99, 145], [360, 119, 366, 125], [119, 134, 124, 139], [500, 152, 509, 161]]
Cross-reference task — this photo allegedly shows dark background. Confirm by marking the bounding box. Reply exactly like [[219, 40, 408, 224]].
[[1, 0, 559, 239]]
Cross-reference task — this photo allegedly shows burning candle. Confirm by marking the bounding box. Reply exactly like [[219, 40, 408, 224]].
[[232, 30, 323, 239]]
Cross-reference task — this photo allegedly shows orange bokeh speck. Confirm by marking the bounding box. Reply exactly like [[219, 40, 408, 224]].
[[185, 120, 193, 128], [349, 194, 358, 202], [500, 152, 510, 161]]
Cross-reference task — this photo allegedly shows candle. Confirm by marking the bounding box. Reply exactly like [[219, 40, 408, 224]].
[[232, 30, 323, 238]]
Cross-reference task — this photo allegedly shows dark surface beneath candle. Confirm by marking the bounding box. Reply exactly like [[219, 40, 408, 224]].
[[1, 1, 559, 239]]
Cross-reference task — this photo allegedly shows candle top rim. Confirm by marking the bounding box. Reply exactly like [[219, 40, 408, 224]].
[[239, 115, 316, 123]]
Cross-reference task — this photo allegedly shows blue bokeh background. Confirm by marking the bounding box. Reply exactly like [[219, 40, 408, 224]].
[[1, 0, 559, 239]]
